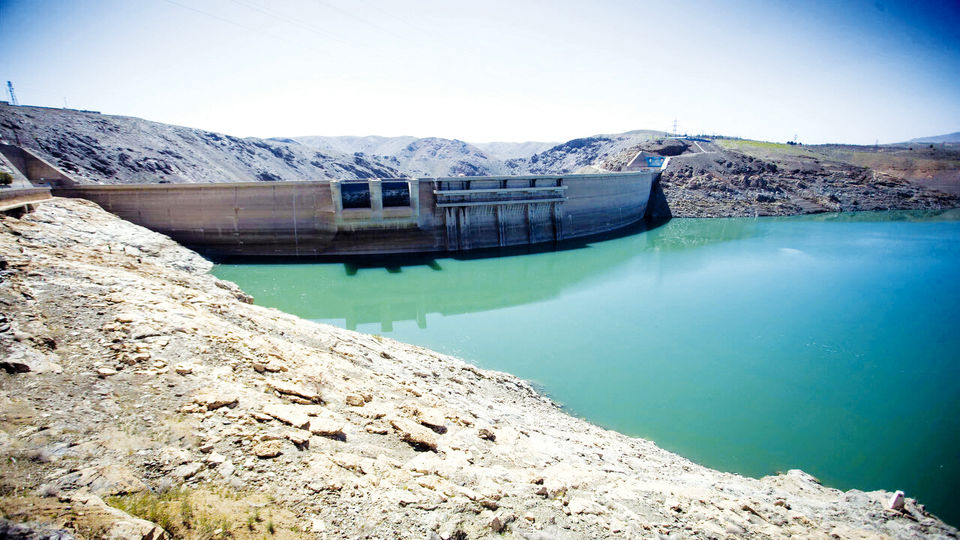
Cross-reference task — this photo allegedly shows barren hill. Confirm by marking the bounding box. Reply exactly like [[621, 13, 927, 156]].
[[288, 135, 510, 177], [0, 104, 401, 184]]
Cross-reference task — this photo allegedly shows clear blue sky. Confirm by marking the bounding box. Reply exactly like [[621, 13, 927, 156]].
[[1, 0, 958, 144]]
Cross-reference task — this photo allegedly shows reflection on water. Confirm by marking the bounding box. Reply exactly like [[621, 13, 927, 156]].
[[213, 210, 960, 525], [214, 216, 769, 331]]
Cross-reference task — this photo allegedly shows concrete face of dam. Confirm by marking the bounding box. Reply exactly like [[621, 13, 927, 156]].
[[53, 171, 657, 257]]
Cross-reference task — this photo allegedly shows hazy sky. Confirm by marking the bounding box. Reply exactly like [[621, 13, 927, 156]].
[[2, 0, 958, 144]]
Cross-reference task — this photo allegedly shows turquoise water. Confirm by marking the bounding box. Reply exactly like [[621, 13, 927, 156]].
[[213, 211, 960, 525]]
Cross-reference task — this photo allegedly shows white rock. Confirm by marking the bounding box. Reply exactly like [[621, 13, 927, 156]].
[[888, 490, 906, 511], [262, 403, 310, 429]]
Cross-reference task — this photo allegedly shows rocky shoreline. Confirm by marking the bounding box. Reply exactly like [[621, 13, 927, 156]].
[[1, 199, 957, 539]]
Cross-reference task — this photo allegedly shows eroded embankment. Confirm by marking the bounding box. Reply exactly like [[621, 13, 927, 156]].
[[0, 199, 956, 539]]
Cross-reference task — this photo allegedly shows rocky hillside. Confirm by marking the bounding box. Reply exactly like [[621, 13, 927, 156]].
[[907, 132, 960, 144], [471, 141, 557, 160], [288, 135, 511, 178], [289, 131, 669, 179], [1, 198, 957, 539], [603, 138, 959, 218], [0, 104, 400, 184]]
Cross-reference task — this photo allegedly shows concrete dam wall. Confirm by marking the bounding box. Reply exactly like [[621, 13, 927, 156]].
[[53, 171, 657, 257]]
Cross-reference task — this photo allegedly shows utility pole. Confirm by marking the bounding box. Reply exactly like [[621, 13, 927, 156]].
[[6, 81, 19, 106]]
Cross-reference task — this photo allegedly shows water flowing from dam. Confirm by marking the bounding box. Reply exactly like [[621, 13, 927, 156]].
[[213, 210, 960, 525]]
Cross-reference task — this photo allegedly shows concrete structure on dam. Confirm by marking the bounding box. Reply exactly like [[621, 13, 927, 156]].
[[51, 169, 662, 257], [2, 140, 667, 257]]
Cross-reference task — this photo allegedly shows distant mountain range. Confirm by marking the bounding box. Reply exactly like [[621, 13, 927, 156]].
[[905, 132, 960, 144], [280, 129, 670, 179]]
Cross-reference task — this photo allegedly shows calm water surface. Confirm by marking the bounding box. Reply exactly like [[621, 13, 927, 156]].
[[213, 211, 960, 525]]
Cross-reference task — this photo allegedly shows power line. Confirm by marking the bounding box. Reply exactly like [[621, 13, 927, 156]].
[[225, 0, 350, 46], [313, 0, 414, 45], [157, 0, 320, 49]]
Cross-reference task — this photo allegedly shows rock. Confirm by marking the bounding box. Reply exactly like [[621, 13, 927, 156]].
[[1, 360, 33, 374], [365, 423, 389, 435], [489, 513, 515, 533], [0, 346, 62, 374], [417, 408, 447, 434], [268, 379, 321, 403], [159, 447, 192, 466], [0, 519, 75, 540], [53, 465, 149, 496], [478, 428, 496, 441], [252, 440, 284, 458], [345, 394, 365, 407], [172, 462, 202, 479], [310, 518, 326, 533], [284, 429, 311, 445], [568, 497, 604, 515], [173, 363, 193, 375], [219, 460, 236, 478], [205, 452, 226, 467], [390, 418, 438, 451], [192, 390, 238, 410], [888, 490, 906, 511], [262, 403, 310, 429], [308, 418, 345, 441], [331, 453, 368, 474], [254, 360, 288, 373], [114, 312, 139, 323], [250, 411, 272, 422], [96, 367, 118, 378]]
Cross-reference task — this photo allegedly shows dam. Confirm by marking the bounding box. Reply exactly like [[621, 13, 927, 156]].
[[1, 141, 668, 257], [50, 168, 665, 257]]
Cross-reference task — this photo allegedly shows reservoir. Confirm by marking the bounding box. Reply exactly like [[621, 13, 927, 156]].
[[213, 210, 960, 525]]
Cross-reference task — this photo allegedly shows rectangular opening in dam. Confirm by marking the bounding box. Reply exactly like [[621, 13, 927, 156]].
[[341, 182, 371, 209], [382, 181, 410, 207]]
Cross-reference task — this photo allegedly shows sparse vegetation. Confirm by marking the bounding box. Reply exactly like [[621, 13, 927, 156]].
[[0, 171, 13, 185], [104, 487, 292, 539]]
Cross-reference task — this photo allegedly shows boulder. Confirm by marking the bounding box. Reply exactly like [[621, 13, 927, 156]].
[[172, 462, 202, 480], [308, 418, 345, 440], [268, 380, 320, 403], [390, 418, 438, 451], [192, 390, 238, 410], [417, 408, 447, 434], [252, 440, 285, 458], [262, 403, 310, 429]]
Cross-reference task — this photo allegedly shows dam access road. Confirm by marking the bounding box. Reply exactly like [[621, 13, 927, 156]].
[[0, 198, 956, 538]]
